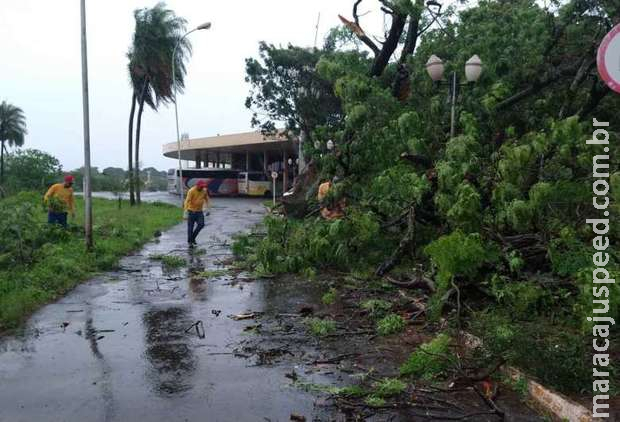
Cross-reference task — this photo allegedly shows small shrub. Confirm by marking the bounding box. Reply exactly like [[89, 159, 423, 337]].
[[198, 269, 227, 278], [306, 317, 336, 336], [372, 378, 406, 398], [150, 254, 185, 268], [365, 396, 386, 407], [360, 299, 392, 318], [376, 313, 405, 336], [333, 385, 366, 398], [503, 374, 529, 400], [400, 334, 453, 380], [321, 288, 337, 305]]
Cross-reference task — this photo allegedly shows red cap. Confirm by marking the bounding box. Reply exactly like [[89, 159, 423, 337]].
[[196, 180, 207, 188], [64, 175, 75, 184]]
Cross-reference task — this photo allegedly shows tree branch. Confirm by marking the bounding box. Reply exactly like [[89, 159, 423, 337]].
[[495, 63, 580, 111], [339, 13, 380, 55], [370, 11, 407, 76], [399, 0, 425, 63]]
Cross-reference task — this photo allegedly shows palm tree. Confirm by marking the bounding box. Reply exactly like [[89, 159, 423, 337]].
[[127, 2, 191, 204], [0, 101, 27, 187]]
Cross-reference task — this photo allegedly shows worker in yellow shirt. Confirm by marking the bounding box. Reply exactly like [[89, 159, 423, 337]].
[[317, 176, 344, 220], [184, 179, 210, 247], [44, 175, 75, 228]]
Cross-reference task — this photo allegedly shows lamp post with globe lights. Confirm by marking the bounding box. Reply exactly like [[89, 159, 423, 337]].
[[172, 21, 211, 207], [426, 54, 482, 139]]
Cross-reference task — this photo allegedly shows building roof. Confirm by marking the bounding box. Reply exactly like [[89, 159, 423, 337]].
[[162, 130, 296, 160]]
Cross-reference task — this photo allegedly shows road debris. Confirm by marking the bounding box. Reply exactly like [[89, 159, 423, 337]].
[[185, 320, 206, 338], [229, 312, 261, 321]]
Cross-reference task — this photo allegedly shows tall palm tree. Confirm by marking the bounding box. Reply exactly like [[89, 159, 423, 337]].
[[0, 101, 27, 186], [127, 2, 191, 204]]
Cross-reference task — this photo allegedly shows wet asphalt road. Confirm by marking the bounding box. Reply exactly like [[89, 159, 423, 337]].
[[0, 195, 325, 422]]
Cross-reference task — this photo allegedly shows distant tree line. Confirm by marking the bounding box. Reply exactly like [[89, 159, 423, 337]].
[[1, 148, 168, 195]]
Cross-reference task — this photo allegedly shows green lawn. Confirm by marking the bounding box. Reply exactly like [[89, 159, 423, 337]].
[[0, 194, 181, 331]]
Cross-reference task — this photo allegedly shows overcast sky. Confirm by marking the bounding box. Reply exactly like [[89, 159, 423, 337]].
[[0, 0, 398, 172]]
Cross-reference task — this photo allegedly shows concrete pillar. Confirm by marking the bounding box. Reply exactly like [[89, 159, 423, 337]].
[[195, 151, 202, 169], [216, 151, 221, 168], [263, 151, 268, 173]]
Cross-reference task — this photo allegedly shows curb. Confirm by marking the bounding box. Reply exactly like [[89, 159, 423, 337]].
[[502, 366, 594, 422], [461, 332, 595, 422]]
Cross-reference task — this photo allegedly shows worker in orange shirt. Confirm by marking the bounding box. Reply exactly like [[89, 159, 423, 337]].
[[44, 175, 76, 228], [184, 180, 210, 247]]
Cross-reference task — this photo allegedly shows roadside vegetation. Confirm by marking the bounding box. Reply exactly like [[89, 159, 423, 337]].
[[0, 192, 180, 331], [234, 0, 620, 401]]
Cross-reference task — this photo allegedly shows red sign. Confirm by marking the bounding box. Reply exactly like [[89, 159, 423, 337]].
[[597, 24, 620, 94]]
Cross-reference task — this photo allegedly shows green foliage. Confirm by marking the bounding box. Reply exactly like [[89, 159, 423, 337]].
[[306, 317, 337, 336], [0, 192, 67, 269], [400, 334, 453, 380], [3, 149, 62, 193], [376, 313, 406, 336], [502, 374, 529, 400], [128, 3, 190, 108], [548, 228, 592, 277], [489, 275, 550, 320], [149, 254, 186, 269], [470, 311, 601, 394], [425, 231, 495, 290], [360, 299, 392, 319], [245, 42, 342, 136], [321, 287, 337, 305], [425, 231, 498, 318], [197, 269, 228, 279], [241, 212, 384, 275], [242, 0, 620, 398], [372, 378, 407, 398], [364, 396, 386, 408], [333, 385, 366, 398], [0, 194, 180, 330]]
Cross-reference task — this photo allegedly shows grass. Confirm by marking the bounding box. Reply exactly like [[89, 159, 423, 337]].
[[400, 333, 454, 380], [306, 317, 337, 336], [294, 381, 366, 398], [364, 396, 386, 407], [321, 287, 337, 305], [372, 378, 407, 398], [376, 313, 405, 336], [361, 299, 392, 318], [0, 195, 181, 331], [149, 254, 186, 268], [197, 269, 228, 278]]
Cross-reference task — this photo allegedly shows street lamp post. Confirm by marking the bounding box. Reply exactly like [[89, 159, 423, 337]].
[[80, 0, 93, 250], [426, 54, 482, 139], [173, 22, 211, 208]]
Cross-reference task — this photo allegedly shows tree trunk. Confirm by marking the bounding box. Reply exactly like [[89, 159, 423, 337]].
[[134, 79, 148, 205], [135, 93, 146, 205], [0, 140, 5, 186], [128, 93, 136, 205], [399, 0, 424, 63], [369, 13, 407, 77]]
